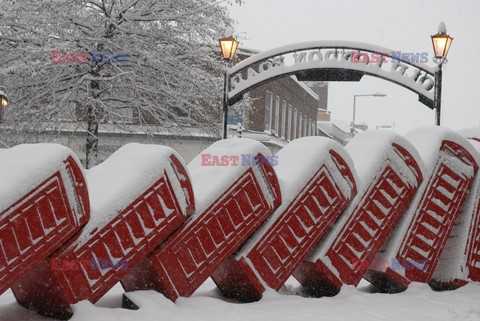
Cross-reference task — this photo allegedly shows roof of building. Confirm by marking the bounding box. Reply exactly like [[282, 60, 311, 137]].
[[318, 119, 351, 134], [317, 119, 367, 137], [316, 121, 333, 137]]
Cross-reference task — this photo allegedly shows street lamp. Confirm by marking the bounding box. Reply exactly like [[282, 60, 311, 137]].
[[0, 87, 8, 108], [351, 92, 387, 136], [219, 34, 239, 139], [219, 36, 239, 61], [431, 22, 453, 126]]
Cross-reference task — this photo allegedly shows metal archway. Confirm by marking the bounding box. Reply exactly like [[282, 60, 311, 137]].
[[226, 41, 438, 108]]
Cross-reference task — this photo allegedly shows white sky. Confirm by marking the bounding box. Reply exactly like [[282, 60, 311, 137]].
[[227, 0, 480, 134]]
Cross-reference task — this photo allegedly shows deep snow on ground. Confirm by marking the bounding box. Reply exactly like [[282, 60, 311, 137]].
[[1, 278, 480, 321]]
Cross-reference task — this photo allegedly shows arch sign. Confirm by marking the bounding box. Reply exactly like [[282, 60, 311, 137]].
[[226, 41, 438, 109]]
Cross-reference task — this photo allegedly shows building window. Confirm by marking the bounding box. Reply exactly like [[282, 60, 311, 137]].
[[307, 118, 311, 136], [118, 106, 133, 123], [298, 111, 303, 138], [281, 100, 287, 139], [303, 115, 307, 137], [312, 120, 316, 136], [287, 104, 292, 141], [274, 95, 280, 135], [293, 108, 297, 140], [264, 91, 273, 132]]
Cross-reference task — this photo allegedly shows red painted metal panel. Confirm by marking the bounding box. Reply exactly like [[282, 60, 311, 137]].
[[12, 154, 191, 319], [294, 144, 422, 295], [211, 150, 357, 302], [427, 141, 480, 289], [122, 153, 281, 302], [0, 155, 89, 297], [466, 198, 480, 282], [365, 141, 477, 291]]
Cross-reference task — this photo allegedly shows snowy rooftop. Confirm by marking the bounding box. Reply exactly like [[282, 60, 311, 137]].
[[317, 119, 355, 135]]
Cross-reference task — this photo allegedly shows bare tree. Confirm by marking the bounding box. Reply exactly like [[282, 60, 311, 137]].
[[0, 0, 241, 167]]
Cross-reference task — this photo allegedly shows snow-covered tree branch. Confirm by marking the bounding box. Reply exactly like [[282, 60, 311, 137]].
[[0, 0, 242, 167]]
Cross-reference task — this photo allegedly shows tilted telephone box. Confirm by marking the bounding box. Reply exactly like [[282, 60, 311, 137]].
[[0, 144, 89, 297], [365, 127, 478, 292], [294, 131, 424, 296], [122, 138, 281, 302], [427, 128, 480, 289], [212, 137, 357, 302], [12, 144, 193, 319]]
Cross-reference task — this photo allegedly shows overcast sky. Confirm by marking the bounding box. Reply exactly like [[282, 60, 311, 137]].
[[227, 0, 480, 134]]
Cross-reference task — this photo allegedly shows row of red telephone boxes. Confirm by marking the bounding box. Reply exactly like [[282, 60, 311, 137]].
[[1, 126, 480, 319]]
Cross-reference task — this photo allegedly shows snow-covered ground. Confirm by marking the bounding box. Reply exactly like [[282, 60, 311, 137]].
[[1, 278, 480, 321]]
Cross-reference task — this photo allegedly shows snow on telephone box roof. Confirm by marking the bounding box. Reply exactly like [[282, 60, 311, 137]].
[[121, 138, 282, 302], [0, 143, 89, 297], [11, 143, 193, 319], [295, 130, 423, 296], [187, 137, 277, 214], [405, 126, 479, 175], [458, 126, 480, 142], [365, 126, 479, 292], [345, 130, 425, 191], [73, 143, 192, 249], [212, 137, 358, 302], [0, 143, 85, 214]]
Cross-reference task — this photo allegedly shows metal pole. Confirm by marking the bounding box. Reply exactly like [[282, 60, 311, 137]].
[[222, 67, 229, 139], [351, 95, 357, 135], [434, 63, 443, 126]]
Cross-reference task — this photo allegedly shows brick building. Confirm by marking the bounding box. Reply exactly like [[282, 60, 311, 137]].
[[231, 48, 329, 143]]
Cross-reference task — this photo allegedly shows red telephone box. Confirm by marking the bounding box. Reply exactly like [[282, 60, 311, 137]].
[[427, 129, 480, 288], [365, 127, 478, 292], [211, 137, 357, 302], [12, 144, 193, 319], [122, 138, 281, 302], [294, 131, 424, 296], [0, 144, 89, 297], [459, 130, 480, 283]]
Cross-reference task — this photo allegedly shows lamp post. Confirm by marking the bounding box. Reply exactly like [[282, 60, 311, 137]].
[[351, 92, 387, 136], [219, 34, 239, 139], [0, 87, 9, 123], [0, 87, 8, 108], [431, 22, 453, 126]]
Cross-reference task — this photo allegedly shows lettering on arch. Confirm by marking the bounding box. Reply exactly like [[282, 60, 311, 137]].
[[226, 41, 436, 108]]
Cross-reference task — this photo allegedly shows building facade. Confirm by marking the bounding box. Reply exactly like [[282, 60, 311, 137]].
[[231, 48, 329, 143]]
